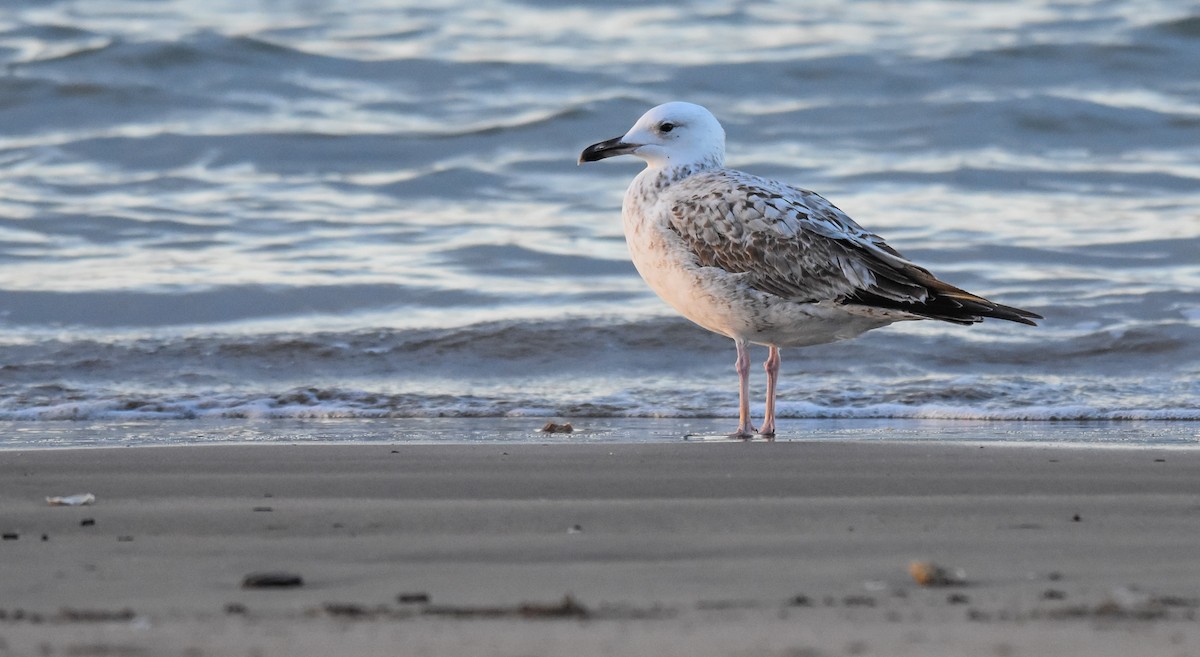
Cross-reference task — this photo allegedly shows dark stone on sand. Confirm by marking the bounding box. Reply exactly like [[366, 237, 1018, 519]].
[[2, 532, 18, 540], [947, 593, 970, 604], [422, 595, 588, 619], [323, 602, 370, 617], [1041, 589, 1067, 600], [81, 518, 96, 527], [241, 572, 304, 589], [252, 506, 273, 512], [57, 607, 135, 622], [224, 603, 248, 615], [540, 422, 574, 433], [397, 592, 431, 604], [788, 595, 812, 607], [521, 595, 589, 618], [1072, 514, 1081, 522]]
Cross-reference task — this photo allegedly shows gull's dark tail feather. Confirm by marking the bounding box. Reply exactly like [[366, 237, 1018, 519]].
[[919, 269, 1042, 326], [927, 285, 1043, 326], [845, 265, 1043, 326]]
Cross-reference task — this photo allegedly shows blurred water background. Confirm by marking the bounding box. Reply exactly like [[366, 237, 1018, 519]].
[[1, 0, 1198, 445]]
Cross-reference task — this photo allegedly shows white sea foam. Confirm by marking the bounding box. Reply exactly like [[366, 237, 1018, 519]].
[[4, 390, 1198, 424]]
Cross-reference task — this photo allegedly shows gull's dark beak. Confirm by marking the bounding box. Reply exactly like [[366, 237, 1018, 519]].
[[578, 136, 638, 164]]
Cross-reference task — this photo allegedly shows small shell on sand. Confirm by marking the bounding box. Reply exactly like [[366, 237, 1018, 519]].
[[909, 561, 965, 587]]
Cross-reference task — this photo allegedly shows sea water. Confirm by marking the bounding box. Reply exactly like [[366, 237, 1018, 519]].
[[1, 1, 1198, 446]]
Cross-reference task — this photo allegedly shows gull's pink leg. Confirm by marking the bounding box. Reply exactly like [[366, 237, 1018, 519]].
[[760, 346, 781, 437], [731, 339, 755, 438]]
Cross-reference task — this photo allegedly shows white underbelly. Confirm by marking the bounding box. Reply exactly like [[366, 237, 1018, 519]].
[[624, 214, 897, 348]]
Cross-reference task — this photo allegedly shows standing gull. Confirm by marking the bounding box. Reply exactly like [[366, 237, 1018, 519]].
[[579, 101, 1041, 438]]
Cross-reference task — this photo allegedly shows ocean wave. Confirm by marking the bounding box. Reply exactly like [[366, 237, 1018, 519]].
[[1, 316, 1196, 380], [0, 285, 499, 327], [1141, 14, 1200, 39], [749, 94, 1200, 160], [10, 31, 347, 79]]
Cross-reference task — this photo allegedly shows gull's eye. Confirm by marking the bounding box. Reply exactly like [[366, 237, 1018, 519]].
[[659, 122, 676, 133]]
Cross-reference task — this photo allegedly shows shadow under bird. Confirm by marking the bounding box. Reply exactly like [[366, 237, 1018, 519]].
[[579, 101, 1041, 438]]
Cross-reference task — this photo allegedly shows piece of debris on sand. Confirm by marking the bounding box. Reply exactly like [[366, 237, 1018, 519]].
[[540, 422, 574, 433]]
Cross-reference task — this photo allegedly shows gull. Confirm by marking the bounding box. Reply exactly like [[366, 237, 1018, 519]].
[[579, 101, 1041, 438]]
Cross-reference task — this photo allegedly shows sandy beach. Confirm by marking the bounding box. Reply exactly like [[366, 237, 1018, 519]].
[[3, 439, 1200, 656]]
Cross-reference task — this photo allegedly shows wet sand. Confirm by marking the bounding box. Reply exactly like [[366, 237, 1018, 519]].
[[2, 440, 1200, 656]]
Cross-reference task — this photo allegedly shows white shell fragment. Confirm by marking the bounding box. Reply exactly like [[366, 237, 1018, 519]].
[[46, 493, 96, 506]]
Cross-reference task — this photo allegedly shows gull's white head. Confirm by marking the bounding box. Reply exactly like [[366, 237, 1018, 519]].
[[579, 101, 726, 170]]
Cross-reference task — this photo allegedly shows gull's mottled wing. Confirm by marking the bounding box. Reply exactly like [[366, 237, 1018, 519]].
[[666, 170, 1041, 325]]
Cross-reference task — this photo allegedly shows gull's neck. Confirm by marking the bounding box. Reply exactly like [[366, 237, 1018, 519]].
[[641, 153, 724, 189]]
